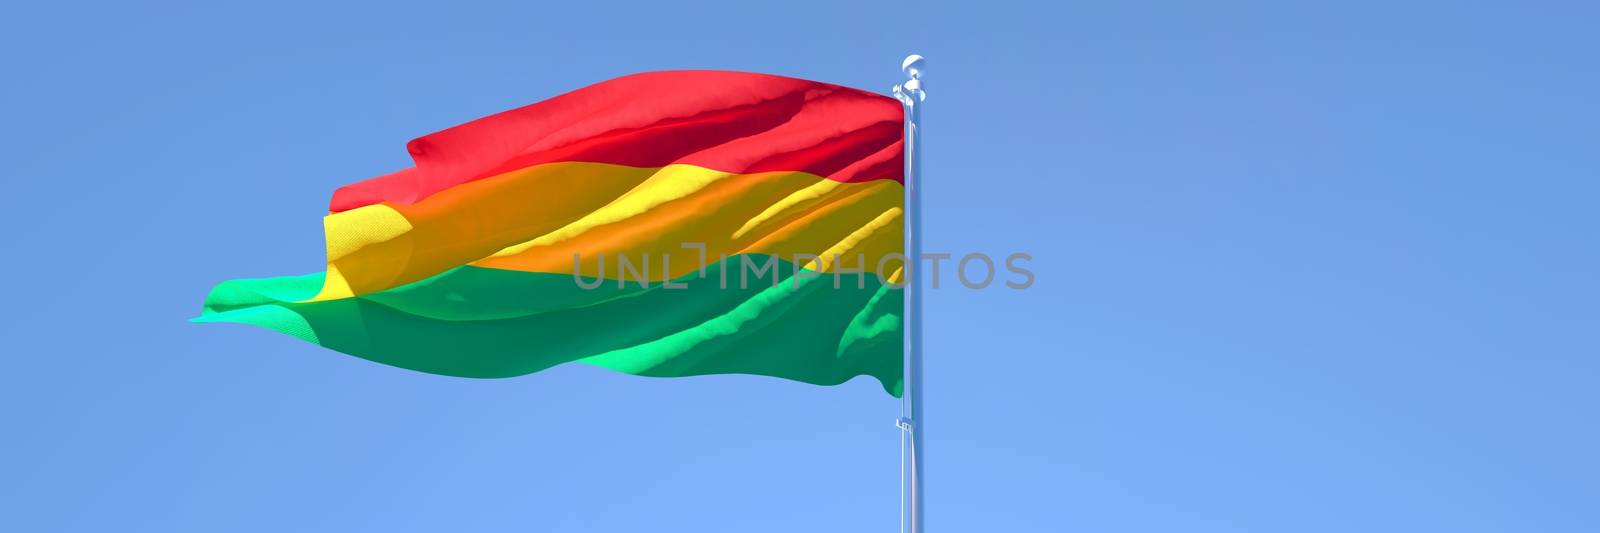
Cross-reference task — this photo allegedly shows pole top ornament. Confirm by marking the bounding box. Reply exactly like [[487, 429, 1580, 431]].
[[893, 54, 927, 105], [902, 55, 926, 79]]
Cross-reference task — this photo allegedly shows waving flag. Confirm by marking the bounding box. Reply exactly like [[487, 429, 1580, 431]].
[[197, 70, 906, 396]]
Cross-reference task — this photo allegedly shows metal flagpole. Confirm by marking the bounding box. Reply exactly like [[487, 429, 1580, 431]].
[[893, 53, 926, 533]]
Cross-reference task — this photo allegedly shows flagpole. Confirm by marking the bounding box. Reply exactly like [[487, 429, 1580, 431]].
[[894, 53, 927, 533]]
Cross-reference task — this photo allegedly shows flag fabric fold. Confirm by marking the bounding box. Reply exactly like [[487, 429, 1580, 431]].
[[198, 70, 906, 396]]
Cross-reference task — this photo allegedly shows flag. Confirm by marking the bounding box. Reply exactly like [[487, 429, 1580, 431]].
[[197, 70, 906, 396]]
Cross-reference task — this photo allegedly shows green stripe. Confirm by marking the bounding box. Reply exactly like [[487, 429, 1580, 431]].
[[196, 255, 903, 396]]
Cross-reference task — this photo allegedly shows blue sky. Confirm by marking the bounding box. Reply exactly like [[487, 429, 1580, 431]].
[[3, 1, 1597, 531]]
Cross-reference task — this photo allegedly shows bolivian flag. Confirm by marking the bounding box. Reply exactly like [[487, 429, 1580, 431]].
[[197, 71, 906, 396]]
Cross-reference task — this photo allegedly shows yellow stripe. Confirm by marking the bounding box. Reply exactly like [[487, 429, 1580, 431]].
[[313, 162, 903, 300]]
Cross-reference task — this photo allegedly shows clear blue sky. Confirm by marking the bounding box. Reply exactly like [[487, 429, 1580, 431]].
[[3, 1, 1596, 531]]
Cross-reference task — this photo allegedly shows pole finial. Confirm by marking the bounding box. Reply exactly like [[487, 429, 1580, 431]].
[[894, 54, 927, 104], [902, 54, 926, 79]]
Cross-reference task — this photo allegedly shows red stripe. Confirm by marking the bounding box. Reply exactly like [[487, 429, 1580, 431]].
[[329, 71, 903, 213]]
